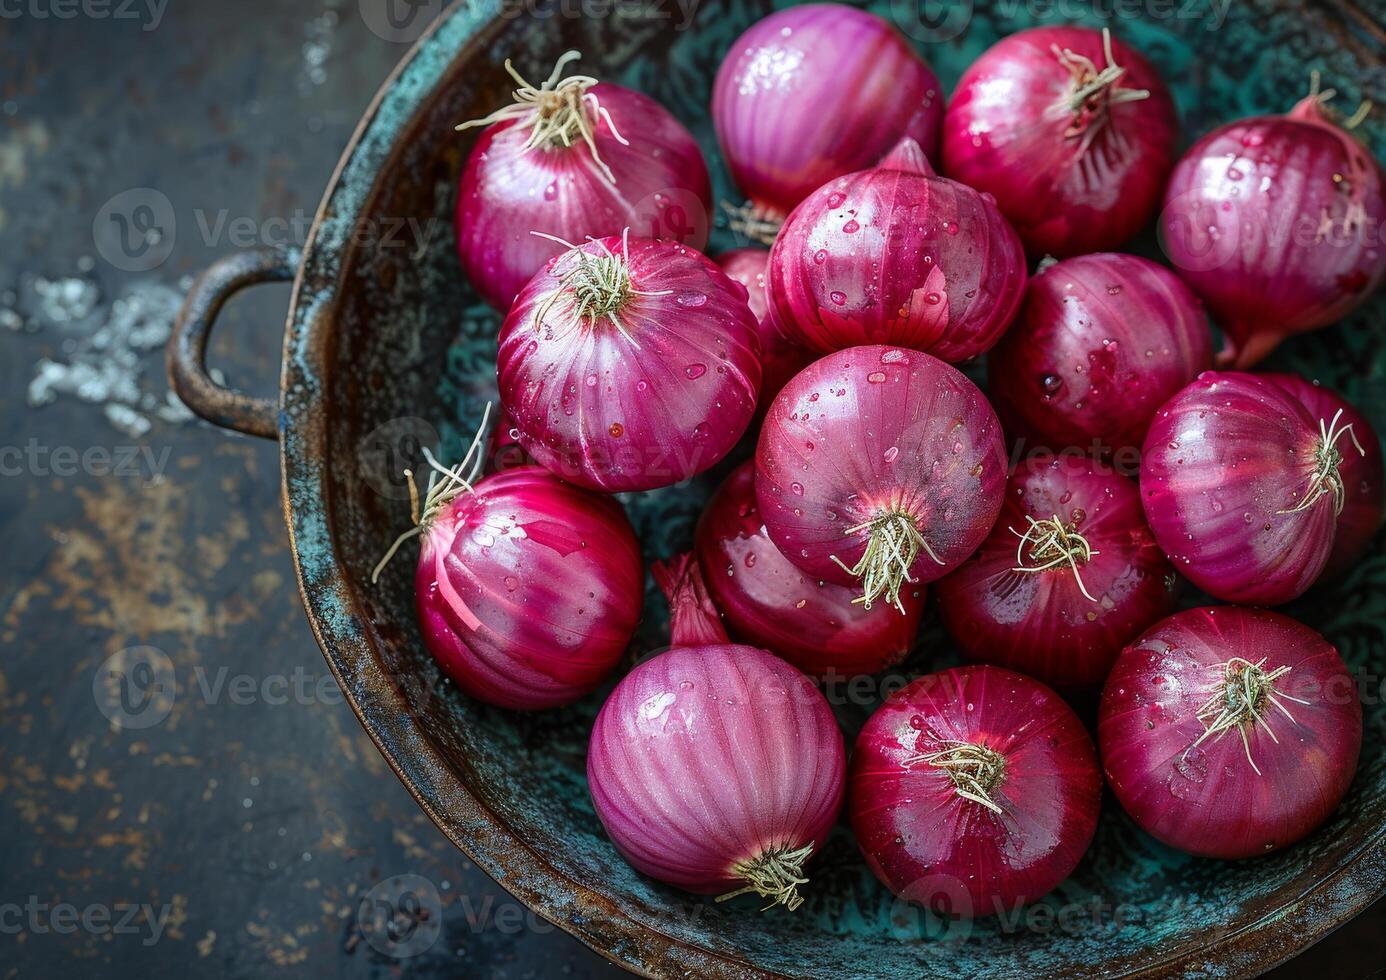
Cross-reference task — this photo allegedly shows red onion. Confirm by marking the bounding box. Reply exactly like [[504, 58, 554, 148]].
[[1263, 373, 1385, 580], [456, 51, 712, 312], [756, 345, 1006, 613], [498, 234, 761, 492], [587, 644, 845, 908], [766, 138, 1027, 361], [712, 3, 943, 237], [714, 249, 814, 421], [650, 552, 731, 648], [989, 253, 1212, 457], [374, 438, 644, 710], [936, 455, 1177, 693], [1159, 76, 1386, 367], [691, 461, 924, 678], [850, 665, 1101, 916], [1099, 606, 1361, 858], [942, 27, 1177, 257], [1141, 371, 1361, 604]]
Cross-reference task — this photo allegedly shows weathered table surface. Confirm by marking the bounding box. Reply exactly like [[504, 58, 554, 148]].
[[0, 2, 1379, 977]]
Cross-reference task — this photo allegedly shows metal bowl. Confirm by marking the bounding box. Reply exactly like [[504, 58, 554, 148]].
[[167, 0, 1386, 975]]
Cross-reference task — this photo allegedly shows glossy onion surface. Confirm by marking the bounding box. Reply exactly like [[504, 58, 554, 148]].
[[850, 665, 1101, 916], [416, 466, 643, 709], [1100, 606, 1361, 858]]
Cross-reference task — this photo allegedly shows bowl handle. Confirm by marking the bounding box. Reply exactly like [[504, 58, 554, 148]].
[[167, 244, 301, 440]]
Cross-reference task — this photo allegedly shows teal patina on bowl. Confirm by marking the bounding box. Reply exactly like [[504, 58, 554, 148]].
[[173, 0, 1385, 975]]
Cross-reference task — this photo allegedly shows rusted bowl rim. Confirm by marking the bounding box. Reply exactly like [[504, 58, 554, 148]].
[[274, 1, 1386, 976]]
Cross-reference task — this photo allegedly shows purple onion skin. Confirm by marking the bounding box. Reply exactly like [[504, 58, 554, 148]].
[[1263, 373, 1385, 580], [1100, 607, 1361, 859], [767, 140, 1027, 361], [1140, 371, 1338, 605], [1159, 97, 1386, 368], [756, 345, 1007, 589], [712, 3, 943, 220], [498, 236, 762, 492], [587, 644, 845, 896], [942, 27, 1178, 258], [696, 461, 924, 678], [456, 84, 712, 313], [416, 466, 643, 710], [937, 456, 1177, 693], [989, 253, 1212, 457], [714, 249, 814, 423], [850, 666, 1101, 916]]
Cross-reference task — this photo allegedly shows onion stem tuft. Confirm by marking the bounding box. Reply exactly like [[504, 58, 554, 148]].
[[831, 510, 940, 614], [906, 740, 1007, 814], [455, 50, 628, 183], [716, 843, 815, 911], [1280, 408, 1365, 517], [1048, 27, 1150, 155], [1009, 514, 1101, 602], [1186, 657, 1310, 775]]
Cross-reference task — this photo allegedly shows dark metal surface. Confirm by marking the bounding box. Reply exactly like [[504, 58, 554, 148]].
[[0, 1, 1382, 977]]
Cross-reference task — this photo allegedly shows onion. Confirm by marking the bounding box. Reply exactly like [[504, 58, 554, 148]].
[[373, 422, 643, 709], [587, 643, 845, 909], [766, 138, 1027, 361], [942, 27, 1178, 257], [498, 234, 761, 492], [691, 461, 924, 678], [1263, 373, 1385, 580], [714, 249, 814, 421], [989, 253, 1212, 457], [1141, 371, 1362, 604], [1099, 606, 1361, 858], [850, 665, 1101, 916], [756, 345, 1007, 613], [712, 3, 943, 239], [455, 51, 712, 312], [1159, 75, 1386, 367], [936, 455, 1177, 693], [650, 552, 731, 648]]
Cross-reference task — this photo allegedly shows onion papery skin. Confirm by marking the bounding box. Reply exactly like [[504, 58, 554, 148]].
[[937, 455, 1177, 693], [989, 253, 1212, 457], [712, 3, 943, 222], [941, 26, 1178, 257], [756, 345, 1007, 597], [587, 644, 845, 902], [850, 665, 1101, 916], [498, 236, 762, 492], [695, 461, 924, 678], [415, 466, 643, 710], [1099, 606, 1361, 859], [1263, 373, 1385, 579], [1140, 371, 1340, 604], [714, 249, 814, 422], [766, 142, 1027, 361], [457, 83, 712, 312], [1159, 96, 1386, 368]]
